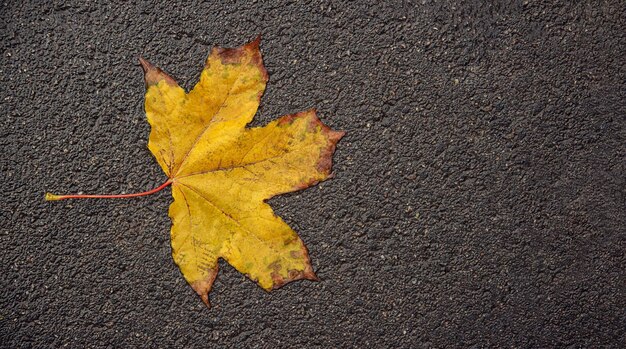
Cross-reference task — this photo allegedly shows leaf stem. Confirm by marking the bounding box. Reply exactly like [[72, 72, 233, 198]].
[[45, 179, 173, 201]]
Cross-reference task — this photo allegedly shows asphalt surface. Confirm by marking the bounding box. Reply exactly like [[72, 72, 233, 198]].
[[2, 1, 625, 348]]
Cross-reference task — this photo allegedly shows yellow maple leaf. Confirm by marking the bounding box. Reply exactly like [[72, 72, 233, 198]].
[[46, 37, 344, 308]]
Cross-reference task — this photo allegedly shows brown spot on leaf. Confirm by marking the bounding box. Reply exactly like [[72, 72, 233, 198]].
[[247, 35, 263, 66], [284, 237, 298, 247], [270, 243, 319, 290], [316, 129, 345, 174], [211, 36, 266, 78], [271, 272, 286, 289], [284, 110, 344, 192], [206, 35, 268, 107], [292, 178, 320, 192], [277, 111, 303, 126], [268, 260, 282, 272], [213, 46, 245, 64]]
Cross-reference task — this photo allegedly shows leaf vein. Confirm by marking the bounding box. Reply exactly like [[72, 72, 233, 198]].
[[177, 182, 285, 258], [177, 186, 202, 276], [176, 154, 283, 179], [173, 77, 241, 176]]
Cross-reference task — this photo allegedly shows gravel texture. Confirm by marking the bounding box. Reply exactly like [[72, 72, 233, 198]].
[[1, 1, 625, 347]]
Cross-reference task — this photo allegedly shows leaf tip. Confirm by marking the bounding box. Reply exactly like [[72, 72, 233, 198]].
[[250, 34, 262, 49], [268, 250, 320, 291], [138, 56, 155, 77], [138, 56, 177, 87], [304, 269, 321, 282], [200, 295, 211, 308], [329, 130, 346, 143], [190, 268, 218, 309], [316, 129, 345, 175], [210, 35, 266, 76], [269, 269, 320, 291], [306, 109, 346, 141]]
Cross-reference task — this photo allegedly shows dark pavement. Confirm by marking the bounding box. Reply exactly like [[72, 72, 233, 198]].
[[2, 1, 625, 347]]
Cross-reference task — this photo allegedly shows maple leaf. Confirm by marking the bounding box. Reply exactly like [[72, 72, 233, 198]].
[[46, 37, 344, 308]]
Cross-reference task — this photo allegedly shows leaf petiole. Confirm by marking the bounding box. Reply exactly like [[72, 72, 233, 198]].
[[45, 179, 173, 201]]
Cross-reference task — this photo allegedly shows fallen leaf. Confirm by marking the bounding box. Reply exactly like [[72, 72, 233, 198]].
[[144, 37, 344, 306], [48, 37, 344, 308]]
